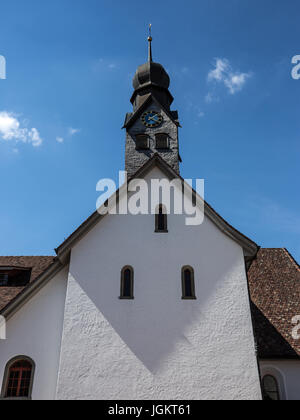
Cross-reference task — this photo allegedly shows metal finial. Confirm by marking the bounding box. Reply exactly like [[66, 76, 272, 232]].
[[148, 24, 153, 62]]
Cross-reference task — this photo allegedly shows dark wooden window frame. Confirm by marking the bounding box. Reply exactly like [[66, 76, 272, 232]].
[[135, 134, 149, 150], [155, 204, 168, 233], [120, 266, 134, 299], [181, 266, 196, 300], [155, 133, 169, 150], [1, 356, 35, 400]]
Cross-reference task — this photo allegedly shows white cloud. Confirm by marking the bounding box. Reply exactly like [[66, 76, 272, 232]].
[[93, 59, 117, 72], [29, 128, 42, 147], [208, 58, 229, 82], [207, 58, 251, 95], [224, 73, 251, 95], [68, 127, 80, 136], [205, 92, 219, 104], [0, 111, 42, 147], [56, 127, 80, 144]]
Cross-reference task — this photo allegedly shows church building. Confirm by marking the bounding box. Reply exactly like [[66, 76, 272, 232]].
[[0, 36, 299, 400]]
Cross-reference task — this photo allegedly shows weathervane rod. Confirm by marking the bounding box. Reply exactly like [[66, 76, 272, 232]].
[[148, 23, 153, 62]]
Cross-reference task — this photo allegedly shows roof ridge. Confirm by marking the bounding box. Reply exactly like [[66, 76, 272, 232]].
[[260, 247, 285, 250], [0, 255, 54, 258], [283, 248, 300, 272]]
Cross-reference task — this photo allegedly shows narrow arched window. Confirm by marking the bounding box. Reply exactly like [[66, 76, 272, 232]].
[[182, 266, 196, 299], [262, 375, 280, 400], [1, 357, 35, 399], [155, 204, 168, 232], [135, 134, 149, 150], [120, 266, 134, 299]]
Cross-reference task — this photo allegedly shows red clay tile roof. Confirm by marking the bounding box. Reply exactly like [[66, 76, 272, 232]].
[[248, 248, 300, 358], [0, 256, 54, 311]]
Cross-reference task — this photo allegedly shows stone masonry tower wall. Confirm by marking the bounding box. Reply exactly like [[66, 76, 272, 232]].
[[124, 36, 181, 178]]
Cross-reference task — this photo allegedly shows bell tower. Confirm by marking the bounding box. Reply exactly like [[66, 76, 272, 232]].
[[124, 30, 181, 178]]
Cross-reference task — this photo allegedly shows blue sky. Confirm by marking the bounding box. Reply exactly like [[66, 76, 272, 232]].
[[0, 0, 299, 261]]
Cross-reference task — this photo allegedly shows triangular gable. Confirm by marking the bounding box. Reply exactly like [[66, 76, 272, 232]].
[[0, 153, 259, 319], [55, 153, 258, 264]]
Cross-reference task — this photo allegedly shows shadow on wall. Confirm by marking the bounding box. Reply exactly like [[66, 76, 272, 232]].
[[251, 302, 299, 359], [68, 220, 243, 374]]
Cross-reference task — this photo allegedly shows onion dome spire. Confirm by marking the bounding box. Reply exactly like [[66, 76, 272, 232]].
[[131, 25, 174, 111]]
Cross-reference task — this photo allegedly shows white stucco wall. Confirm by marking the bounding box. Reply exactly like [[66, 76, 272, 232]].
[[56, 166, 261, 400], [260, 359, 300, 400], [0, 266, 68, 400]]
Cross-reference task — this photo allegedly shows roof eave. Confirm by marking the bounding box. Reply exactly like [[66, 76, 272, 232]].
[[0, 258, 64, 320]]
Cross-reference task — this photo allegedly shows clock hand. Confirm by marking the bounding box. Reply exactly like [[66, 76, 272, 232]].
[[148, 115, 158, 121]]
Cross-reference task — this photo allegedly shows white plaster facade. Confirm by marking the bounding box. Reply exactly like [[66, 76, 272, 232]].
[[0, 164, 265, 400], [1, 164, 299, 400], [55, 166, 261, 400], [0, 267, 68, 400], [0, 164, 266, 400]]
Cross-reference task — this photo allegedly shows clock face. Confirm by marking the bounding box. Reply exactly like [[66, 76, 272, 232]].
[[141, 111, 163, 128]]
